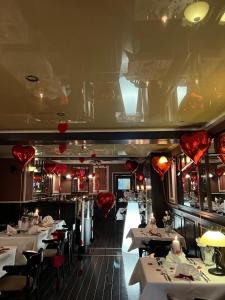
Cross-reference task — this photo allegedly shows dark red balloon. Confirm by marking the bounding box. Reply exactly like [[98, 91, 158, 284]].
[[215, 168, 224, 177], [96, 192, 116, 218], [180, 130, 211, 165], [12, 145, 35, 169], [215, 134, 225, 164], [151, 156, 171, 181], [57, 122, 68, 133], [55, 164, 67, 175], [44, 161, 56, 173], [136, 173, 145, 182], [59, 143, 67, 154], [125, 160, 138, 174], [79, 157, 85, 163]]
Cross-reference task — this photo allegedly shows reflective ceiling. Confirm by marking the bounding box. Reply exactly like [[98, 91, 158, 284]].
[[0, 0, 224, 158]]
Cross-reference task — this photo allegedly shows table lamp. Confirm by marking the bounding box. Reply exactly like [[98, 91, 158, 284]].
[[199, 230, 225, 276]]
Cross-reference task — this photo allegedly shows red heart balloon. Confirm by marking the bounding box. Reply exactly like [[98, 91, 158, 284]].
[[79, 157, 85, 163], [125, 160, 138, 174], [12, 145, 35, 168], [44, 161, 56, 173], [215, 134, 225, 164], [79, 182, 84, 190], [180, 130, 211, 165], [151, 156, 171, 181], [215, 168, 224, 177], [57, 122, 69, 133], [55, 164, 67, 175], [136, 173, 145, 182], [91, 153, 96, 158], [96, 192, 116, 218], [59, 143, 67, 154]]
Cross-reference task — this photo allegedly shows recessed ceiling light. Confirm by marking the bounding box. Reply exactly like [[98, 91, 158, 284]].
[[25, 75, 39, 82], [184, 1, 209, 23], [56, 112, 65, 117], [219, 12, 225, 25]]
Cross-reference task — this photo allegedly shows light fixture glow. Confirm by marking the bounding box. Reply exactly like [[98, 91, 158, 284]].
[[161, 15, 168, 24], [219, 12, 225, 24], [184, 1, 209, 23], [185, 174, 191, 178], [66, 174, 71, 179], [159, 156, 168, 164]]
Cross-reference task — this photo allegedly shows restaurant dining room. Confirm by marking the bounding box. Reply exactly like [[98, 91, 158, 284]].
[[0, 0, 225, 300]]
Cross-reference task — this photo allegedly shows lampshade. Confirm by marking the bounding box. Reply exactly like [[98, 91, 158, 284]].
[[199, 231, 225, 247], [184, 1, 209, 23]]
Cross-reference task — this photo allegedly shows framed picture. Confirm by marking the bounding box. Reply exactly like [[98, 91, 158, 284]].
[[168, 160, 177, 204], [93, 166, 109, 193]]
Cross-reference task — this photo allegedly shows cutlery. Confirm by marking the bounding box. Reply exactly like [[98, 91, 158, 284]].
[[200, 271, 209, 282], [162, 272, 168, 281]]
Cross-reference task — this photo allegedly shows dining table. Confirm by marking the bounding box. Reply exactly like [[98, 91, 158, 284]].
[[126, 228, 186, 252], [0, 220, 65, 264], [129, 256, 225, 300], [0, 246, 17, 278]]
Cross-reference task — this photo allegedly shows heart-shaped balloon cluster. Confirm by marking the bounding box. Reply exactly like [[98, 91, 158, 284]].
[[12, 145, 35, 169], [54, 164, 67, 175], [96, 192, 116, 218], [215, 134, 225, 164], [125, 160, 138, 174], [180, 130, 211, 165], [151, 156, 171, 181], [44, 161, 56, 173]]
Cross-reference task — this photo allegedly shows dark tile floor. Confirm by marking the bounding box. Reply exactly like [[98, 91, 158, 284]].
[[40, 214, 132, 300]]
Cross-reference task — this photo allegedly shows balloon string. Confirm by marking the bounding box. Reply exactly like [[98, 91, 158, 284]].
[[162, 178, 167, 203], [19, 168, 23, 220]]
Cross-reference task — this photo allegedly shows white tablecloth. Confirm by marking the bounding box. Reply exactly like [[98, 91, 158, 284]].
[[0, 246, 17, 278], [0, 220, 65, 264], [126, 228, 186, 252], [129, 256, 225, 300]]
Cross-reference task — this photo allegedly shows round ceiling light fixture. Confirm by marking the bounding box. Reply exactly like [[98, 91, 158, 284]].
[[25, 75, 39, 82], [184, 1, 209, 23]]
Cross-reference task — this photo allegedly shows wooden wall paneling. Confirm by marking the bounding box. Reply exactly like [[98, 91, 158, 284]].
[[184, 217, 197, 256]]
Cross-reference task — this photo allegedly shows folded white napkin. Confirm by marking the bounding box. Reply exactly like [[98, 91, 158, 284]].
[[28, 225, 41, 234], [6, 225, 17, 235], [166, 250, 187, 265], [42, 215, 54, 225], [175, 263, 200, 281]]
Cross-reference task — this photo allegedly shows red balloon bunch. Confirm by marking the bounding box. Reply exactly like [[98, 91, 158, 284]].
[[215, 134, 225, 164], [96, 192, 116, 218], [151, 156, 171, 181], [12, 145, 35, 169], [44, 161, 56, 174], [54, 164, 67, 175], [180, 130, 211, 165], [125, 160, 138, 174]]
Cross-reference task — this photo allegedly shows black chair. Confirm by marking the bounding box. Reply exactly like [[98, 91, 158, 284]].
[[42, 231, 66, 289], [142, 240, 172, 257], [0, 250, 43, 300]]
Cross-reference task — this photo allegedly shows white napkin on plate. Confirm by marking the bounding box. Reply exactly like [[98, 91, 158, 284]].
[[166, 250, 187, 265], [42, 215, 54, 225], [28, 225, 41, 234], [175, 263, 200, 281], [6, 225, 17, 235]]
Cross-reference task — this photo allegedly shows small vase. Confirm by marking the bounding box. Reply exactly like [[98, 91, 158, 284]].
[[165, 224, 172, 233]]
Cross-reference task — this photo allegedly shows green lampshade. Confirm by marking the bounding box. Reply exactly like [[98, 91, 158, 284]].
[[199, 231, 225, 247]]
